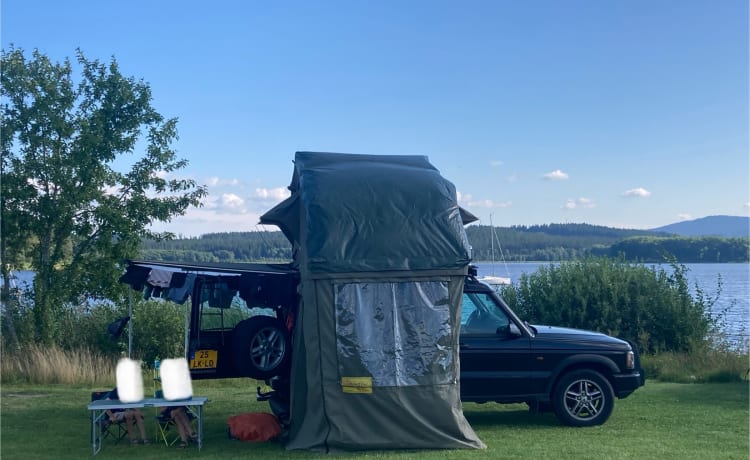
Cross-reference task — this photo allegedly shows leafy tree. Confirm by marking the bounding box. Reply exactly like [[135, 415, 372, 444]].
[[1, 47, 207, 344]]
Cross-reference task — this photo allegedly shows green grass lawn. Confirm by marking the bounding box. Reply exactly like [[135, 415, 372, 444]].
[[1, 379, 747, 459]]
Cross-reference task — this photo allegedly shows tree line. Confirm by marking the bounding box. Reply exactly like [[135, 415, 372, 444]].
[[601, 236, 750, 263], [139, 226, 749, 263]]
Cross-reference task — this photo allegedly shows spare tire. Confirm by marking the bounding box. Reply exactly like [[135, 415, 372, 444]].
[[232, 316, 290, 380]]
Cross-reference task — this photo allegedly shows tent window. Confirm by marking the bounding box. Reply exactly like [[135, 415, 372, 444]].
[[335, 281, 455, 387]]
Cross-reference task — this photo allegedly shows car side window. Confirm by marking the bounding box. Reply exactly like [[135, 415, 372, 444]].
[[198, 282, 274, 332], [460, 292, 510, 335]]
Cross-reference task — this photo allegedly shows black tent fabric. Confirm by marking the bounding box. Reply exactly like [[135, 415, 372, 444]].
[[261, 152, 485, 451]]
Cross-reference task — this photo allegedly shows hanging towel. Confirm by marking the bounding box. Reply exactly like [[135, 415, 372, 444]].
[[147, 269, 174, 288]]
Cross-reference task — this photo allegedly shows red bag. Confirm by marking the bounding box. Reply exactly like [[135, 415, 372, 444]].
[[227, 413, 282, 442]]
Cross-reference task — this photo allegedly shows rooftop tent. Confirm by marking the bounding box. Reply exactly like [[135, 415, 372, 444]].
[[261, 152, 478, 273], [260, 152, 485, 451]]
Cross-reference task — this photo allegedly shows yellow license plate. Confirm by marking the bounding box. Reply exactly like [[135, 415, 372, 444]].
[[190, 350, 218, 369]]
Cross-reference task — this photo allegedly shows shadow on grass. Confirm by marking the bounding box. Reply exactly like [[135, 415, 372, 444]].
[[463, 406, 560, 428]]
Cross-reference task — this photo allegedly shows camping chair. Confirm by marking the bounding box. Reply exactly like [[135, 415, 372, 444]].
[[154, 402, 180, 446], [91, 391, 128, 444], [153, 390, 196, 446], [154, 358, 197, 446], [153, 363, 178, 446]]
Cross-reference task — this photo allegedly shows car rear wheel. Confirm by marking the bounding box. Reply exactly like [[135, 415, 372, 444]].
[[552, 369, 614, 427], [232, 316, 290, 380]]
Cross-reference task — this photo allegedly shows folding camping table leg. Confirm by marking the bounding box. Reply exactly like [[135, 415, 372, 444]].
[[91, 409, 104, 455], [197, 405, 203, 449], [185, 403, 204, 450]]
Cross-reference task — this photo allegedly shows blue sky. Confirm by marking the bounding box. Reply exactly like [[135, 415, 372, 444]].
[[3, 1, 748, 237]]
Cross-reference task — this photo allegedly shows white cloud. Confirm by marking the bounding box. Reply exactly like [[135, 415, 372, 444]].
[[205, 176, 240, 187], [543, 169, 569, 180], [149, 207, 263, 237], [221, 193, 245, 208], [202, 195, 220, 209], [577, 197, 595, 208], [622, 187, 652, 198], [254, 187, 290, 201], [677, 213, 692, 221], [563, 197, 595, 210], [470, 199, 512, 209], [490, 160, 504, 167], [142, 180, 291, 236], [457, 191, 511, 209]]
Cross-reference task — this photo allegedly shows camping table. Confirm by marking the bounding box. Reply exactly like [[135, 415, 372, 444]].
[[87, 396, 208, 455]]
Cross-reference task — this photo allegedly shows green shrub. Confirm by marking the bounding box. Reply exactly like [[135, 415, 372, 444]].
[[500, 257, 719, 354], [4, 295, 186, 367], [130, 298, 186, 365]]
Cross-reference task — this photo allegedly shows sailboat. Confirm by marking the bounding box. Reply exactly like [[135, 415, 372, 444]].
[[477, 215, 511, 290]]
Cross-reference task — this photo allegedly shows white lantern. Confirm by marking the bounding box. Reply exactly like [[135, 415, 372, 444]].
[[115, 358, 144, 402], [160, 358, 193, 400]]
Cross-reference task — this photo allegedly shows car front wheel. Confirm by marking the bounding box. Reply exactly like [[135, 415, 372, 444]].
[[552, 369, 614, 427]]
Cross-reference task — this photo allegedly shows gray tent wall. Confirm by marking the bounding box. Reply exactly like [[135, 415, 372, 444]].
[[260, 152, 485, 451]]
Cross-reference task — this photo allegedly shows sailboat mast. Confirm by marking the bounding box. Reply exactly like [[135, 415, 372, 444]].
[[490, 214, 495, 275]]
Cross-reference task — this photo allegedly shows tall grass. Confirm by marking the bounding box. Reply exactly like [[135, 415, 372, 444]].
[[2, 345, 747, 386], [0, 344, 116, 385], [641, 350, 750, 383]]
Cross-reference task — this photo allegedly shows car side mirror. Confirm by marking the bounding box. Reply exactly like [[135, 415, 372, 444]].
[[493, 322, 523, 338]]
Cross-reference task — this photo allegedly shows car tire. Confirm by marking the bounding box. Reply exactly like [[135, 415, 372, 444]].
[[232, 316, 290, 380], [552, 369, 614, 427]]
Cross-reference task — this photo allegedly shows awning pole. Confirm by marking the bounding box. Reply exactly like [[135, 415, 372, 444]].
[[184, 302, 190, 359], [128, 289, 133, 358]]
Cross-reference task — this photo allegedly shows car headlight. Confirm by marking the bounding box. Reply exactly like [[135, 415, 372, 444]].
[[625, 351, 635, 369]]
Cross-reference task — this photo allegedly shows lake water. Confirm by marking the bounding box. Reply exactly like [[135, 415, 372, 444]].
[[477, 262, 750, 350], [6, 263, 750, 349]]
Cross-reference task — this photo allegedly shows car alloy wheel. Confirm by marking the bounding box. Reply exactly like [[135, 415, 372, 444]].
[[552, 369, 614, 427]]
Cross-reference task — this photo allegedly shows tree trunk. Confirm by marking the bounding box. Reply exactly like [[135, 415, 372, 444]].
[[0, 246, 21, 350]]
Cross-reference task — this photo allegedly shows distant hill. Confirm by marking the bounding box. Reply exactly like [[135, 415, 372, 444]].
[[650, 215, 750, 238]]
